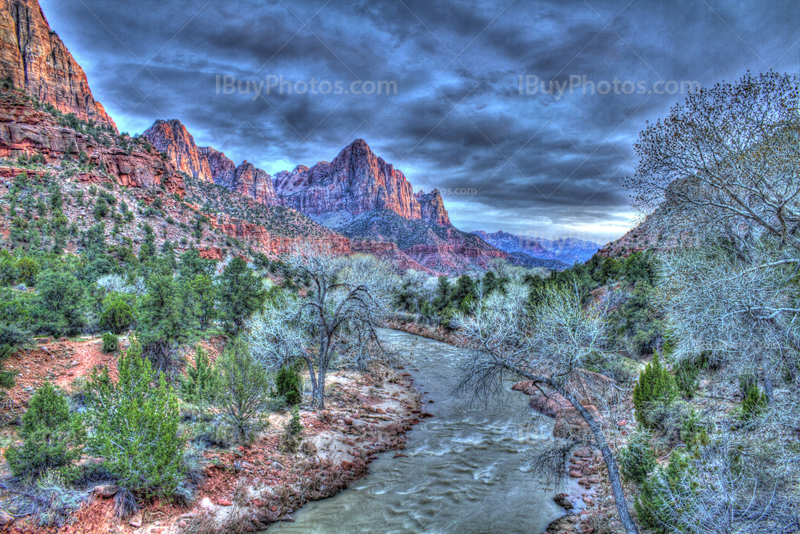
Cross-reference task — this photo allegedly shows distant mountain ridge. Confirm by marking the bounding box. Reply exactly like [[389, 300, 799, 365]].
[[472, 230, 603, 266]]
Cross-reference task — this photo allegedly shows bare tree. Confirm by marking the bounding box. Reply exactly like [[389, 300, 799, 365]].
[[247, 246, 398, 409], [625, 71, 800, 252], [638, 431, 800, 534], [658, 243, 800, 402], [454, 281, 640, 534]]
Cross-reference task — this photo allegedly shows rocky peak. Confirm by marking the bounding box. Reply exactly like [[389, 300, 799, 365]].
[[143, 119, 277, 205], [0, 0, 116, 129], [414, 189, 451, 227], [274, 138, 451, 227], [232, 160, 276, 206], [144, 119, 213, 182]]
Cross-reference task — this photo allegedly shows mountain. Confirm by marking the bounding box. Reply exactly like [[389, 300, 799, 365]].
[[472, 230, 603, 266], [143, 122, 522, 273], [0, 0, 116, 129], [272, 139, 451, 227]]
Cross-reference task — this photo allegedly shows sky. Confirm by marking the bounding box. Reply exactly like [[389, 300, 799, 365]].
[[40, 0, 800, 244]]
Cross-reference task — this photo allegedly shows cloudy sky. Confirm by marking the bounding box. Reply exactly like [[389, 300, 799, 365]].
[[41, 0, 800, 244]]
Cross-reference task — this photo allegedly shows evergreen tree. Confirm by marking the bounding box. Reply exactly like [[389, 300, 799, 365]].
[[635, 451, 694, 533], [185, 274, 216, 331], [34, 270, 87, 337], [178, 247, 214, 280], [219, 257, 266, 335], [633, 353, 678, 428], [99, 293, 135, 334], [137, 274, 186, 370], [86, 340, 184, 496], [215, 337, 271, 443], [275, 364, 302, 405], [4, 382, 84, 478]]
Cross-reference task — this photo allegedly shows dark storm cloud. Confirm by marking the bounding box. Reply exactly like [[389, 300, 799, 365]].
[[39, 0, 800, 242]]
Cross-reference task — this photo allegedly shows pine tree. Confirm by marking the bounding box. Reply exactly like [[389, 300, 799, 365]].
[[4, 382, 84, 478], [86, 340, 184, 496], [219, 257, 266, 335], [618, 428, 656, 484], [633, 353, 678, 428]]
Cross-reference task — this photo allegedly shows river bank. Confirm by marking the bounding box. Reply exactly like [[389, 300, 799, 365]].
[[0, 336, 423, 534]]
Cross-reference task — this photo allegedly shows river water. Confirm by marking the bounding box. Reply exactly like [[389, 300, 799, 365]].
[[267, 329, 565, 534]]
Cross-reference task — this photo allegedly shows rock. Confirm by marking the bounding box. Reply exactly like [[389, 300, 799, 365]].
[[582, 496, 593, 506], [200, 497, 214, 510], [92, 484, 119, 498], [393, 453, 408, 458], [218, 498, 233, 506], [554, 493, 573, 510], [144, 120, 214, 183], [568, 470, 582, 478], [383, 422, 404, 436], [129, 512, 143, 527], [280, 515, 294, 522]]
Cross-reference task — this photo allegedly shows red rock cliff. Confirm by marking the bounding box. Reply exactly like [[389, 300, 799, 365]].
[[0, 92, 182, 193], [0, 0, 116, 129]]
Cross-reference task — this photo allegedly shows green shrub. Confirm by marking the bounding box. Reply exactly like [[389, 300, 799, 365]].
[[276, 364, 302, 405], [86, 340, 184, 496], [635, 451, 694, 533], [673, 359, 701, 399], [4, 382, 84, 478], [618, 428, 656, 484], [99, 294, 134, 335], [633, 354, 678, 428], [280, 405, 304, 452], [215, 338, 271, 443], [679, 409, 709, 450], [101, 332, 119, 354], [740, 384, 767, 422], [182, 345, 218, 405], [0, 323, 29, 388]]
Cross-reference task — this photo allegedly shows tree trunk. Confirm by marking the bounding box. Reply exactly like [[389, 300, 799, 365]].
[[533, 376, 640, 534]]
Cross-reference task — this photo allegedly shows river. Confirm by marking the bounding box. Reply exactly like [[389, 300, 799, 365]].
[[266, 329, 566, 534]]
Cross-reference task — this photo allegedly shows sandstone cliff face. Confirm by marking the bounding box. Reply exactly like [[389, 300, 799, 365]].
[[199, 146, 236, 187], [273, 139, 451, 227], [143, 120, 212, 182], [0, 92, 181, 193], [0, 0, 116, 129], [231, 161, 276, 206]]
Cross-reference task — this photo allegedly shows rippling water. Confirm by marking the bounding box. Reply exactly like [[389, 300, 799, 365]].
[[266, 329, 565, 534]]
